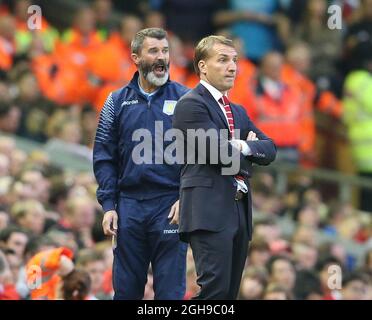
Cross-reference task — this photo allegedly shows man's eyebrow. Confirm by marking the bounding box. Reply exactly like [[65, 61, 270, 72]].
[[217, 53, 238, 58], [148, 46, 169, 50]]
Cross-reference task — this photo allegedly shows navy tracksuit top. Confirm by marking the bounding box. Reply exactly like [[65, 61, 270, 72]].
[[93, 72, 189, 212]]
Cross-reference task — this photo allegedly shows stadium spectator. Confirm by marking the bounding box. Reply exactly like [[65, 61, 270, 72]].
[[26, 246, 74, 300], [293, 270, 323, 300], [152, 0, 222, 46], [250, 51, 311, 164], [91, 14, 143, 111], [61, 196, 96, 249], [247, 238, 271, 269], [266, 255, 297, 293], [0, 226, 29, 260], [0, 14, 16, 72], [0, 102, 21, 134], [214, 0, 289, 63], [263, 282, 293, 300], [228, 35, 258, 112], [341, 272, 369, 300], [0, 210, 9, 231], [12, 0, 58, 54], [76, 248, 110, 299], [292, 242, 318, 271], [344, 0, 372, 72], [93, 0, 117, 41], [316, 255, 344, 300], [239, 267, 268, 300], [342, 55, 372, 212], [293, 0, 343, 94], [10, 200, 46, 236], [0, 248, 20, 300], [60, 268, 91, 300]]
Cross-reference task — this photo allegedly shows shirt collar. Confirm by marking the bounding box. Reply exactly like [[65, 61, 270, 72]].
[[138, 77, 159, 98], [200, 80, 227, 104]]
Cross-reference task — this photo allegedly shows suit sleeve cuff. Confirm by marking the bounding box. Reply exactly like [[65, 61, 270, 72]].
[[102, 199, 116, 212]]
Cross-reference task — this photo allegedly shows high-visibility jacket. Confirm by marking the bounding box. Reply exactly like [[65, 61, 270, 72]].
[[32, 37, 101, 105], [61, 28, 102, 51], [26, 247, 74, 300], [281, 63, 316, 109], [169, 64, 188, 85], [0, 36, 15, 71], [184, 73, 199, 89], [343, 70, 372, 172], [93, 82, 122, 113], [317, 90, 342, 118], [251, 78, 314, 153], [106, 32, 137, 84], [32, 50, 89, 105], [15, 17, 59, 54], [282, 64, 342, 119], [281, 64, 316, 160]]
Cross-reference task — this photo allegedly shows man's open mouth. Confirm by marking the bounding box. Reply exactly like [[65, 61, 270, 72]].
[[153, 64, 167, 76]]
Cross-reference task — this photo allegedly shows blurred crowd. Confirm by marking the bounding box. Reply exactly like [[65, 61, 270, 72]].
[[1, 0, 372, 299]]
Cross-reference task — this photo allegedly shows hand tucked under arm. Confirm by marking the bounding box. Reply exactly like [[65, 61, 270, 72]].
[[230, 131, 258, 156]]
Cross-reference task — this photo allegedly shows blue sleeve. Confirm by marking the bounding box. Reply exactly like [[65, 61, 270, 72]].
[[93, 92, 119, 212]]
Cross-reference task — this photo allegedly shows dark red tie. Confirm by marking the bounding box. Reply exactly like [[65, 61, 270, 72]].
[[219, 95, 244, 181], [219, 95, 235, 139]]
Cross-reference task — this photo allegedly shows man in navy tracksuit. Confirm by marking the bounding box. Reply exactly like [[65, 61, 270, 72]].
[[93, 28, 188, 300]]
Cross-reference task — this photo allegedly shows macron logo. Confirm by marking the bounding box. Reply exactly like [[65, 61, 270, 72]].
[[121, 99, 139, 106], [163, 229, 178, 234]]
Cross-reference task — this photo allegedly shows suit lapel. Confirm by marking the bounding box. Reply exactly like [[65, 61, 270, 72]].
[[195, 84, 229, 130]]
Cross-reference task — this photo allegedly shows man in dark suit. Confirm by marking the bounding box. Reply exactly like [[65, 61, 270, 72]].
[[171, 35, 276, 299]]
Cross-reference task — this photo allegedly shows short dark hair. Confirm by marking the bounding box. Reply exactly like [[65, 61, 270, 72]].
[[294, 270, 322, 299], [0, 102, 12, 117], [263, 282, 293, 300], [62, 268, 91, 300], [24, 235, 57, 259], [266, 255, 294, 276], [0, 225, 28, 243], [342, 272, 369, 287], [131, 28, 167, 54], [315, 255, 343, 272], [193, 35, 235, 76], [249, 239, 270, 254]]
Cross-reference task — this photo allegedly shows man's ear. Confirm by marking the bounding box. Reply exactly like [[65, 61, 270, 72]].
[[198, 60, 207, 75], [131, 53, 140, 65]]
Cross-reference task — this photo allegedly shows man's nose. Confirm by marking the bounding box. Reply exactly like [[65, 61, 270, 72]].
[[157, 50, 166, 60], [228, 62, 237, 73]]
